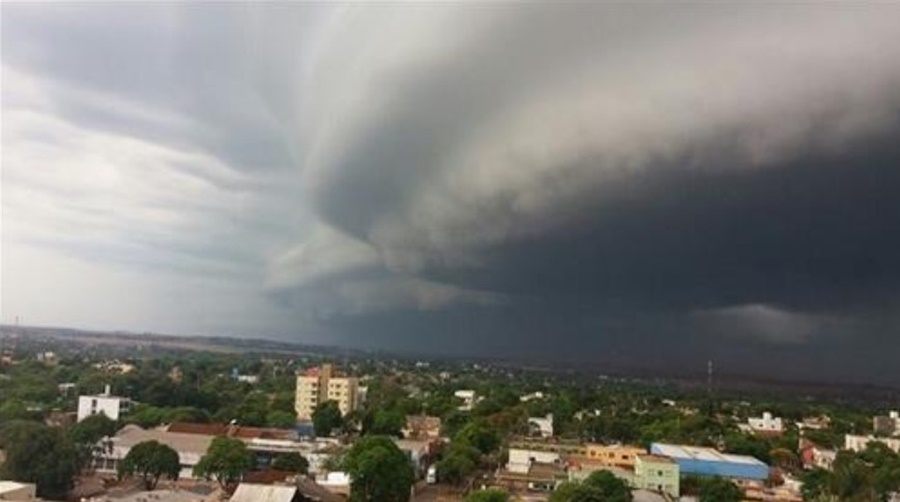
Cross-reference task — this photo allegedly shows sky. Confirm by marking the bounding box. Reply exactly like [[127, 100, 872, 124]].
[[3, 3, 900, 384]]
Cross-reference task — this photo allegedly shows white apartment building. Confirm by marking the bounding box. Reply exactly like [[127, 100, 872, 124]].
[[77, 385, 131, 422], [454, 390, 477, 411], [744, 412, 784, 434], [845, 434, 900, 454], [295, 364, 360, 421]]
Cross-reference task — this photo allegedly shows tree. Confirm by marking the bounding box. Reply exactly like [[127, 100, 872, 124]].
[[69, 413, 118, 469], [455, 421, 501, 455], [466, 488, 510, 502], [549, 471, 632, 502], [698, 477, 742, 502], [272, 452, 309, 474], [0, 420, 78, 499], [312, 400, 343, 437], [436, 443, 479, 485], [117, 440, 181, 490], [266, 410, 297, 429], [193, 436, 255, 489], [343, 435, 414, 502]]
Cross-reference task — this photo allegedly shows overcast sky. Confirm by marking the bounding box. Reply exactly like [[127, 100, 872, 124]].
[[3, 3, 900, 384]]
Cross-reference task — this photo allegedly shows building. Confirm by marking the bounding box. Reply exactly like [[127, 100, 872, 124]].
[[795, 415, 831, 431], [294, 364, 360, 421], [800, 443, 836, 471], [454, 390, 477, 411], [403, 415, 441, 440], [520, 392, 545, 402], [845, 434, 900, 454], [95, 425, 214, 479], [527, 414, 554, 438], [507, 447, 561, 474], [393, 438, 439, 477], [650, 443, 769, 481], [741, 412, 784, 436], [634, 454, 679, 498], [77, 385, 131, 422], [0, 481, 36, 501], [582, 444, 647, 469], [873, 411, 900, 437]]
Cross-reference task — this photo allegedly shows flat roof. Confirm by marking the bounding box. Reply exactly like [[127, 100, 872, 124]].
[[651, 443, 766, 466], [637, 454, 675, 464]]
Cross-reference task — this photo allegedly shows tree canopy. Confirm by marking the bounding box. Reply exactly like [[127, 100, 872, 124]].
[[697, 477, 742, 502], [117, 440, 181, 490], [312, 400, 344, 437], [193, 436, 255, 489], [466, 488, 510, 502], [343, 435, 415, 502], [272, 452, 309, 474], [0, 420, 78, 500]]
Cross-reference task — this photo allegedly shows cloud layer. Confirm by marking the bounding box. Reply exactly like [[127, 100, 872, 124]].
[[4, 4, 900, 382]]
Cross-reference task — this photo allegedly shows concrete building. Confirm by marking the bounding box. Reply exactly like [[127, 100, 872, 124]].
[[873, 411, 900, 437], [528, 414, 554, 438], [650, 443, 769, 481], [845, 434, 900, 453], [403, 415, 441, 440], [454, 390, 477, 411], [95, 425, 213, 479], [743, 412, 784, 436], [634, 454, 679, 498], [0, 481, 36, 501], [507, 448, 561, 474], [295, 364, 360, 421], [582, 444, 647, 469], [77, 385, 131, 422]]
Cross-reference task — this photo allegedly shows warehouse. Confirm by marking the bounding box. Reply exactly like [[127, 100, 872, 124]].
[[650, 443, 769, 481]]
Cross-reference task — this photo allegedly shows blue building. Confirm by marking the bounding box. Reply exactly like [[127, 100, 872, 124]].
[[650, 443, 769, 481]]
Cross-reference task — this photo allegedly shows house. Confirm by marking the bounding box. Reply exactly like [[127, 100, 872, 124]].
[[393, 438, 438, 476], [520, 392, 545, 402], [799, 443, 836, 471], [740, 412, 784, 436], [454, 390, 477, 411], [403, 415, 441, 440], [845, 434, 900, 453], [77, 385, 132, 422], [633, 454, 679, 498], [528, 414, 554, 438], [95, 425, 215, 478], [0, 481, 36, 501], [315, 472, 350, 498], [230, 484, 299, 502], [874, 411, 900, 437], [507, 447, 561, 474], [795, 415, 831, 431], [582, 444, 647, 469]]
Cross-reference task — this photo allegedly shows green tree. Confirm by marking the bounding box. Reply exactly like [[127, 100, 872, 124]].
[[117, 440, 181, 490], [272, 452, 309, 474], [312, 400, 344, 437], [266, 410, 297, 429], [466, 488, 510, 502], [455, 421, 501, 455], [698, 477, 742, 502], [69, 413, 118, 469], [193, 436, 256, 489], [344, 435, 415, 502], [0, 420, 78, 499], [549, 471, 632, 502], [436, 442, 479, 485]]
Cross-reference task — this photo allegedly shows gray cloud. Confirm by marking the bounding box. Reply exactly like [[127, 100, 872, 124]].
[[4, 3, 900, 383]]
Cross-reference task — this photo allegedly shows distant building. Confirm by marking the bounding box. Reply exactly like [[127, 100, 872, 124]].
[[800, 443, 836, 471], [95, 424, 214, 479], [741, 412, 784, 436], [873, 411, 900, 437], [0, 481, 36, 501], [796, 415, 831, 431], [295, 364, 360, 421], [845, 434, 900, 454], [77, 385, 131, 422], [507, 447, 561, 474], [650, 443, 769, 481], [236, 374, 260, 384], [582, 444, 647, 469], [634, 454, 679, 498], [403, 415, 441, 440], [528, 414, 554, 438], [520, 392, 545, 402], [454, 390, 477, 411], [35, 351, 57, 365]]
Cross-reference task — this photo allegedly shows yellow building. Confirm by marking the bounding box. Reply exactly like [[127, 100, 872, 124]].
[[295, 364, 360, 421], [582, 444, 647, 468]]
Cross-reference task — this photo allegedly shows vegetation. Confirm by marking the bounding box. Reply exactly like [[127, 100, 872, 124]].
[[697, 476, 742, 502], [466, 488, 510, 502], [343, 435, 415, 502], [117, 440, 181, 490], [312, 400, 344, 437], [0, 420, 78, 499], [549, 471, 633, 502], [272, 452, 310, 474], [193, 436, 256, 489]]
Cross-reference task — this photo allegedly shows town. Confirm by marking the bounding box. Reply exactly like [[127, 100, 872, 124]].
[[1, 328, 898, 502]]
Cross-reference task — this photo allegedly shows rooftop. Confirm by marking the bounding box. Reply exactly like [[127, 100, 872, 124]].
[[636, 454, 675, 464], [651, 443, 766, 466]]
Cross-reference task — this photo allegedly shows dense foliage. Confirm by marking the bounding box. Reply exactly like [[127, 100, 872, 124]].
[[117, 440, 181, 490], [343, 435, 415, 502], [193, 436, 255, 489]]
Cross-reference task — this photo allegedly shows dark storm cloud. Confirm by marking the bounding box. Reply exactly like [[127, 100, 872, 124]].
[[6, 3, 900, 381]]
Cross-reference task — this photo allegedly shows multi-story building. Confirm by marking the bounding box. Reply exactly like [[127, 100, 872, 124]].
[[873, 411, 900, 437], [76, 385, 131, 422], [582, 444, 647, 469], [295, 364, 360, 421], [845, 434, 900, 454], [741, 411, 784, 436], [634, 454, 680, 498]]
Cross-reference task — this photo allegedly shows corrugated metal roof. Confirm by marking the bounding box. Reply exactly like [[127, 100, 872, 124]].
[[230, 484, 297, 502]]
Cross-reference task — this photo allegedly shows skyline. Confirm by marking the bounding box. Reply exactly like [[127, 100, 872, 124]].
[[3, 4, 900, 384]]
